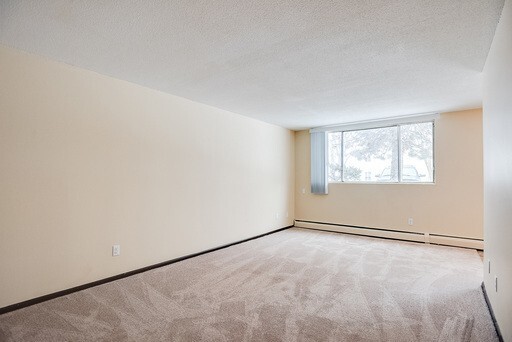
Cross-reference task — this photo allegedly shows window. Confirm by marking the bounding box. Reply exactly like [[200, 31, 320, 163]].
[[328, 122, 434, 183]]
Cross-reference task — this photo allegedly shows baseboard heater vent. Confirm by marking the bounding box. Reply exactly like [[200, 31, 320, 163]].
[[294, 220, 483, 250]]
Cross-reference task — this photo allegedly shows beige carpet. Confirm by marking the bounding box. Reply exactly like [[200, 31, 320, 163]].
[[0, 228, 498, 341]]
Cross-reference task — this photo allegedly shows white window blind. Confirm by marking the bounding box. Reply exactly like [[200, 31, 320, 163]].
[[310, 132, 328, 194]]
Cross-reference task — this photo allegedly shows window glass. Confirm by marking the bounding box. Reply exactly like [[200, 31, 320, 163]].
[[328, 132, 342, 182], [327, 121, 434, 183], [400, 122, 434, 182], [343, 126, 398, 182]]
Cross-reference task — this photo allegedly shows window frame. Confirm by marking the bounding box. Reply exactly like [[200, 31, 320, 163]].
[[328, 120, 435, 184]]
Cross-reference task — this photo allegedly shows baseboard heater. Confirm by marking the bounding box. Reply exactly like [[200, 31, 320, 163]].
[[294, 220, 483, 250]]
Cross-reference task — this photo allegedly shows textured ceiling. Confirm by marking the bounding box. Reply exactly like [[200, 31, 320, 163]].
[[0, 0, 504, 130]]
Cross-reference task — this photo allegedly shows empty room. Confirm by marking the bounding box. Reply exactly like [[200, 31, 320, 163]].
[[1, 1, 511, 341]]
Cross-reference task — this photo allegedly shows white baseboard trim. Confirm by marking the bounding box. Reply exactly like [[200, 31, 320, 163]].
[[428, 235, 483, 250], [294, 220, 483, 250]]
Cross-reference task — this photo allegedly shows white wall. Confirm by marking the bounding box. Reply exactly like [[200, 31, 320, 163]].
[[483, 0, 512, 339], [0, 45, 295, 308]]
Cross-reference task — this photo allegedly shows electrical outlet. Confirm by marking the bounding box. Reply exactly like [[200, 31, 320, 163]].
[[408, 218, 414, 226], [302, 188, 306, 194], [275, 213, 279, 219], [112, 244, 121, 257]]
